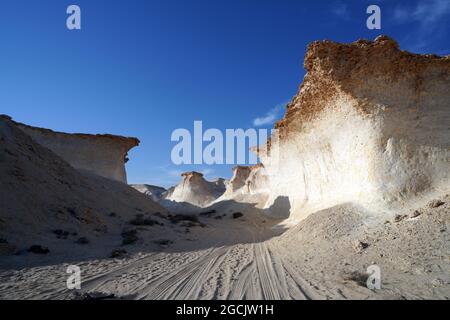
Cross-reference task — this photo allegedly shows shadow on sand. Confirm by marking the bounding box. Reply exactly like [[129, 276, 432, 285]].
[[0, 197, 292, 270]]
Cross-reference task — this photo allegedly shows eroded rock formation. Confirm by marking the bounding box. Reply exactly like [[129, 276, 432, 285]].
[[0, 116, 165, 248], [257, 36, 450, 221], [164, 171, 226, 207], [1, 116, 139, 183], [246, 164, 270, 195], [220, 164, 269, 198], [226, 166, 252, 194]]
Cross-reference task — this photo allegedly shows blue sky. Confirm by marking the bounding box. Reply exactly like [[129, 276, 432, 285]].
[[1, 0, 449, 187]]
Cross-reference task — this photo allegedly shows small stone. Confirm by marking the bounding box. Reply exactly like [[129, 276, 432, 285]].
[[154, 239, 173, 246], [394, 214, 407, 223], [110, 249, 128, 259], [52, 229, 70, 239], [352, 240, 369, 253], [199, 210, 216, 217], [129, 214, 162, 226], [232, 212, 244, 219], [28, 245, 49, 254], [411, 210, 421, 218], [428, 200, 445, 208]]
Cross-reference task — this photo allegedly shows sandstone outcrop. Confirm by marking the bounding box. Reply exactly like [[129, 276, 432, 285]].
[[1, 115, 138, 183], [258, 36, 450, 221], [164, 172, 226, 207]]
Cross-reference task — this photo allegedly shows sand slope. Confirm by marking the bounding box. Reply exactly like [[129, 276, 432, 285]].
[[0, 116, 170, 263], [0, 196, 447, 299]]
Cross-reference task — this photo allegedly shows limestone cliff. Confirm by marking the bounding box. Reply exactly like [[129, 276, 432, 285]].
[[1, 116, 139, 183], [258, 36, 450, 221]]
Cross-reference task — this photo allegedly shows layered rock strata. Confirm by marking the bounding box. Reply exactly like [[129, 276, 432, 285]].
[[257, 36, 450, 221], [1, 116, 138, 183]]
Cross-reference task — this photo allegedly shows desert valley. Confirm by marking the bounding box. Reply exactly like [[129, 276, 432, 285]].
[[0, 36, 449, 300]]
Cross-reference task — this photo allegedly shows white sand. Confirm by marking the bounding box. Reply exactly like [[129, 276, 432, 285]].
[[0, 193, 448, 300]]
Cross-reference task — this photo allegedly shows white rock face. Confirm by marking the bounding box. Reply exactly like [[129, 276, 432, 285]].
[[224, 166, 252, 196], [219, 165, 270, 200], [164, 172, 226, 207], [246, 164, 270, 195], [5, 117, 139, 183], [257, 36, 450, 222], [0, 116, 165, 247], [130, 184, 167, 202]]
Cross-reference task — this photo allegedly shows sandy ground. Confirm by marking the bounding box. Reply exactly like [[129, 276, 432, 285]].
[[0, 195, 448, 300]]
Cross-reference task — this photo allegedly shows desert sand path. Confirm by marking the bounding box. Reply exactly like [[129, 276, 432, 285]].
[[0, 216, 326, 300], [74, 221, 322, 300]]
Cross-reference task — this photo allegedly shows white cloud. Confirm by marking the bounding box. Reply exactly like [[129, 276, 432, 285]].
[[332, 1, 350, 20], [394, 0, 450, 28], [413, 0, 450, 27], [253, 113, 277, 127], [393, 7, 409, 23], [253, 102, 287, 127], [392, 0, 450, 52]]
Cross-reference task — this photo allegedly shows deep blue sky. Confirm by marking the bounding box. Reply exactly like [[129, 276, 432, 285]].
[[1, 0, 449, 187]]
